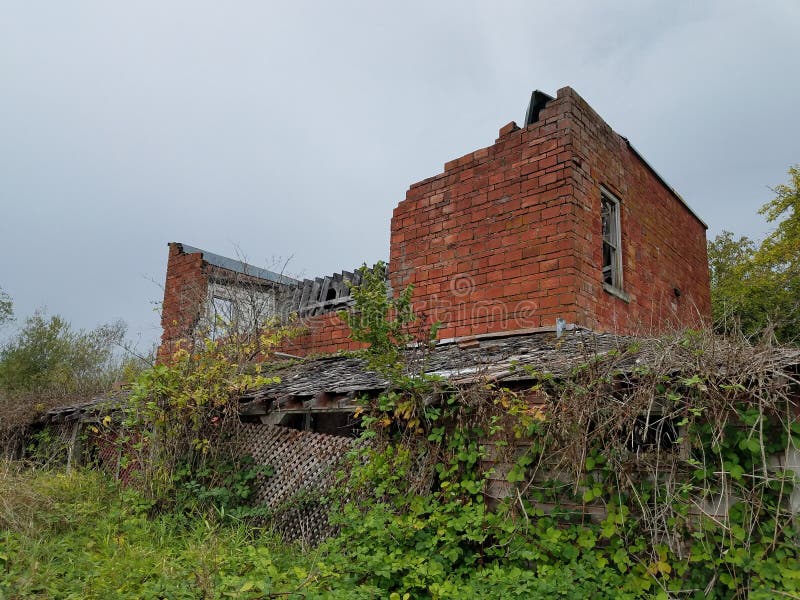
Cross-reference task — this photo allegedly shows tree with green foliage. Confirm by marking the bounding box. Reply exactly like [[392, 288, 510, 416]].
[[340, 261, 420, 377], [708, 165, 800, 343], [0, 287, 12, 327], [0, 311, 126, 396]]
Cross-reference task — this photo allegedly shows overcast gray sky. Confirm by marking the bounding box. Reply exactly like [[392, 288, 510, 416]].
[[1, 0, 798, 350]]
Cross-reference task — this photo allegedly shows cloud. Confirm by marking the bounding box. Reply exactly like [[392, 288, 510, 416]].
[[0, 0, 797, 346]]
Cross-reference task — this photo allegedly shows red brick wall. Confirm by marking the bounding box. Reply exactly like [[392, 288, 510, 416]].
[[390, 86, 710, 339], [565, 88, 711, 333], [391, 90, 581, 340], [278, 312, 364, 357], [160, 87, 711, 356], [158, 243, 207, 362], [158, 243, 363, 360]]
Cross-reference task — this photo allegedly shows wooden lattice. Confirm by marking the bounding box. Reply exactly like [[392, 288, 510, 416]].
[[237, 424, 361, 544], [50, 422, 74, 463], [88, 428, 122, 478]]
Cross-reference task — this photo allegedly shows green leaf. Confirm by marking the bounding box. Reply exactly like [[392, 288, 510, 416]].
[[728, 463, 745, 481], [739, 437, 762, 454]]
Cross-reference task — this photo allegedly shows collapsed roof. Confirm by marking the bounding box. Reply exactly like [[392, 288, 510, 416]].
[[40, 329, 800, 426]]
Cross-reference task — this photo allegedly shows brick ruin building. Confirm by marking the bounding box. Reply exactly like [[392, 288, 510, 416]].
[[159, 86, 711, 359], [41, 89, 800, 546]]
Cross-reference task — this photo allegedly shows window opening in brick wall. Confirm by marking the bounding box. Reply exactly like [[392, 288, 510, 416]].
[[210, 296, 233, 340], [601, 188, 623, 291]]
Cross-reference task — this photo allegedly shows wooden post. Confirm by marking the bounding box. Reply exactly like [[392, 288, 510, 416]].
[[66, 421, 81, 473]]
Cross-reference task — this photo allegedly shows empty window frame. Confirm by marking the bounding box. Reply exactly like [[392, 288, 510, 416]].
[[210, 295, 234, 340], [601, 188, 623, 290]]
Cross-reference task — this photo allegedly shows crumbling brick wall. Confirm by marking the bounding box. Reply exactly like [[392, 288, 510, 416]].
[[278, 313, 364, 357], [158, 243, 291, 361], [565, 88, 711, 333], [158, 243, 367, 360], [160, 87, 712, 356], [159, 243, 208, 361], [390, 86, 710, 339]]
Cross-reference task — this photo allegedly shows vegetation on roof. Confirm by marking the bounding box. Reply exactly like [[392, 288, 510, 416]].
[[1, 166, 799, 598]]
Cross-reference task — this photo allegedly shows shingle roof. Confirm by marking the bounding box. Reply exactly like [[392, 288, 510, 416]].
[[242, 328, 629, 404], [41, 329, 800, 422]]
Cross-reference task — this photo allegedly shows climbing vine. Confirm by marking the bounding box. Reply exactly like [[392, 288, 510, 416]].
[[15, 264, 798, 598], [326, 269, 800, 599]]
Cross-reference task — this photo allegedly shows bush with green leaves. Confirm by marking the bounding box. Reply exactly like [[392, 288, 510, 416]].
[[709, 165, 800, 344], [320, 268, 800, 598], [340, 260, 429, 378], [113, 324, 299, 517], [0, 287, 11, 328], [0, 310, 135, 452], [0, 311, 126, 396]]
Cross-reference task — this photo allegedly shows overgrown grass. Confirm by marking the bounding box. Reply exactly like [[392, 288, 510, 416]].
[[0, 463, 647, 600], [0, 463, 317, 599], [6, 324, 799, 598]]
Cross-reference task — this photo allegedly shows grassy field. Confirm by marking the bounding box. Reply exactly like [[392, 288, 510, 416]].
[[0, 464, 637, 600], [0, 465, 324, 599]]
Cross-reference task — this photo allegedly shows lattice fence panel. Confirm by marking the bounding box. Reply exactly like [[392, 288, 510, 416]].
[[89, 428, 121, 478], [30, 422, 76, 466], [237, 424, 362, 544]]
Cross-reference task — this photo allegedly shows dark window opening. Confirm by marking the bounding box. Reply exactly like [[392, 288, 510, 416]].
[[626, 415, 678, 453], [277, 411, 361, 438], [280, 413, 307, 431], [325, 288, 337, 301]]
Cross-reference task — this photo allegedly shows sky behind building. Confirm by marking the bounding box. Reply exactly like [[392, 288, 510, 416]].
[[1, 1, 798, 350]]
